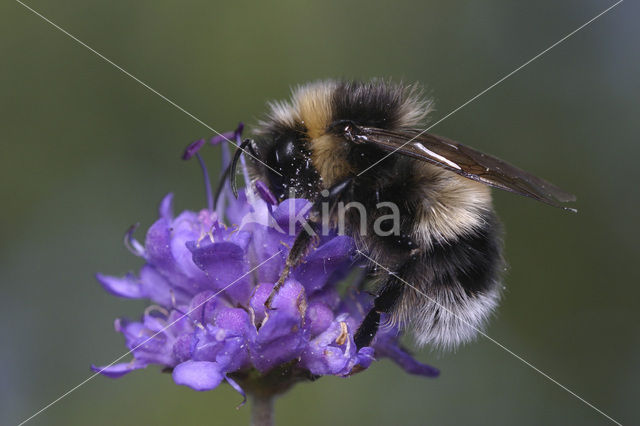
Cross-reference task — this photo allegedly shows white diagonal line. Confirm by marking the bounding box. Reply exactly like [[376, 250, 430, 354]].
[[356, 250, 622, 426], [14, 0, 282, 177], [358, 0, 623, 177], [17, 252, 281, 426]]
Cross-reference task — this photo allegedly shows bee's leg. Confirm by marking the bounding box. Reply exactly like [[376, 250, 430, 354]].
[[264, 221, 319, 308], [265, 178, 353, 308], [354, 265, 375, 291], [354, 276, 403, 349]]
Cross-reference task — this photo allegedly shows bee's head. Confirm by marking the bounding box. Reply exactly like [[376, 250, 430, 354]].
[[242, 118, 321, 202], [247, 79, 432, 197]]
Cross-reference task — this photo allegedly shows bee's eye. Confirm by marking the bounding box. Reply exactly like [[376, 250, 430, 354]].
[[267, 168, 287, 201], [265, 130, 310, 200]]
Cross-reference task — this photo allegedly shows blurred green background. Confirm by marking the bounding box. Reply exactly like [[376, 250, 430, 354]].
[[2, 1, 638, 425]]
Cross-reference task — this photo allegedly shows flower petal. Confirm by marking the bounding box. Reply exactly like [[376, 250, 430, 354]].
[[187, 290, 221, 326], [187, 240, 251, 303], [245, 225, 288, 283], [159, 193, 174, 221], [271, 199, 312, 234], [249, 283, 273, 325], [170, 212, 213, 287], [95, 169, 443, 388], [172, 360, 224, 391], [214, 308, 253, 338], [224, 375, 247, 407], [173, 334, 196, 363], [250, 279, 307, 372], [226, 190, 251, 226], [96, 273, 144, 299], [305, 302, 334, 337], [294, 236, 354, 293], [91, 360, 146, 378], [123, 223, 145, 257], [144, 218, 194, 293], [139, 265, 189, 307], [356, 347, 375, 369], [375, 342, 439, 377], [215, 336, 250, 372], [300, 318, 357, 376]]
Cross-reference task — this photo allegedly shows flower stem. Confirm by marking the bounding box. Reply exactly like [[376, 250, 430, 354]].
[[251, 393, 274, 426]]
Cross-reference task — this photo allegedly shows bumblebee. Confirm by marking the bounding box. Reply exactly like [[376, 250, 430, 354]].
[[226, 79, 575, 349]]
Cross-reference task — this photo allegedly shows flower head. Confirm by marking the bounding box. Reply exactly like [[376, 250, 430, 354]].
[[94, 126, 438, 403]]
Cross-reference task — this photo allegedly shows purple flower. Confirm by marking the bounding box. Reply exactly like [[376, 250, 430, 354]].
[[93, 127, 438, 403]]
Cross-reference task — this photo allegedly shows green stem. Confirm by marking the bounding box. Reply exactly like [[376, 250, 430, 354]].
[[251, 393, 274, 426]]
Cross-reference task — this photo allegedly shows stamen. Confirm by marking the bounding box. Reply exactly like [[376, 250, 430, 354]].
[[182, 138, 215, 212], [255, 180, 276, 217], [210, 131, 235, 146], [213, 164, 231, 216], [145, 305, 170, 318], [209, 122, 243, 146], [195, 152, 214, 212], [215, 151, 231, 219], [182, 138, 206, 160], [255, 180, 277, 205]]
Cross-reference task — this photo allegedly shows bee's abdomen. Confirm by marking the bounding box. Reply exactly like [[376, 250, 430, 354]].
[[422, 213, 503, 296], [393, 211, 504, 348], [352, 161, 504, 348]]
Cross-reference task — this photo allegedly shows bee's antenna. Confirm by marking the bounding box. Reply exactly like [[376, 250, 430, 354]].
[[212, 162, 232, 211], [230, 139, 252, 199]]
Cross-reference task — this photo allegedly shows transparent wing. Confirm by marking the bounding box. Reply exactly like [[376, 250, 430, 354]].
[[344, 125, 576, 211]]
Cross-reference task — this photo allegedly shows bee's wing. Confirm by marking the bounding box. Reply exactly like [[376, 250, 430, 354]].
[[352, 126, 576, 211]]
